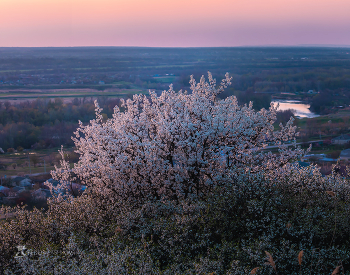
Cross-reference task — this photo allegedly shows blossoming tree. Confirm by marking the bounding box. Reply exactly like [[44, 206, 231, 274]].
[[4, 73, 350, 274], [53, 72, 305, 203]]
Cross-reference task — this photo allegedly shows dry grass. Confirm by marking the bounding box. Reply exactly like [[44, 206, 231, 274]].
[[298, 250, 304, 266], [331, 266, 341, 275], [265, 251, 277, 273], [326, 191, 336, 197]]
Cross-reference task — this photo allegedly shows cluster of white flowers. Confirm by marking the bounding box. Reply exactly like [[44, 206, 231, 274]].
[[54, 72, 304, 204]]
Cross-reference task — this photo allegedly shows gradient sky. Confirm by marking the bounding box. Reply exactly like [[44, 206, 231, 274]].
[[1, 0, 350, 47]]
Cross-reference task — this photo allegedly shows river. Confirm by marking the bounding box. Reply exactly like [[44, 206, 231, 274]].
[[271, 100, 319, 118]]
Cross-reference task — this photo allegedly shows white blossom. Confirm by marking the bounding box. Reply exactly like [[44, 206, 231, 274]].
[[53, 72, 305, 204]]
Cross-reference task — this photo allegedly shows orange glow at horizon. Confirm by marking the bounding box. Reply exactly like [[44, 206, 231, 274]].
[[1, 0, 350, 47]]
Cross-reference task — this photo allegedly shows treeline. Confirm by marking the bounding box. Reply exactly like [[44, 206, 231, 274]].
[[218, 87, 272, 110], [1, 47, 350, 115], [0, 97, 121, 151], [0, 94, 294, 153]]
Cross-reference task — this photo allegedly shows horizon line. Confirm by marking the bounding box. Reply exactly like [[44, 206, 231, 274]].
[[1, 44, 350, 49]]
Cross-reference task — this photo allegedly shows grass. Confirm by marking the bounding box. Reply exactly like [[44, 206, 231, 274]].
[[136, 64, 193, 69], [111, 81, 133, 85], [0, 88, 147, 102], [153, 76, 176, 83], [0, 147, 76, 177], [0, 165, 56, 177]]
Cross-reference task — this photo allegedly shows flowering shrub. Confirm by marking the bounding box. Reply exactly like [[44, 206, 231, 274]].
[[53, 72, 303, 205], [1, 73, 350, 274], [3, 166, 350, 274]]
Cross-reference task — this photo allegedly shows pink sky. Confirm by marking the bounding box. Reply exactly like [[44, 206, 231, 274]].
[[1, 0, 350, 47]]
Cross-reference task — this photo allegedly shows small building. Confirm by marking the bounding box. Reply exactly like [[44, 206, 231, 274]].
[[19, 178, 32, 188], [339, 149, 350, 161], [0, 186, 10, 196], [32, 188, 51, 200], [331, 134, 350, 145], [307, 90, 317, 94], [12, 186, 25, 192], [12, 177, 26, 184]]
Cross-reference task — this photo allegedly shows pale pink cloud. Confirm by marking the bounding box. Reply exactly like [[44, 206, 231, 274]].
[[0, 0, 349, 47]]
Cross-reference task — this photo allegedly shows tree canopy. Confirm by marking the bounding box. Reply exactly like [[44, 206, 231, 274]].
[[55, 73, 303, 205]]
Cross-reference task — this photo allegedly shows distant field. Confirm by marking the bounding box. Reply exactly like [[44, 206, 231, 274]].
[[0, 148, 76, 177], [153, 76, 177, 83], [296, 109, 350, 127], [0, 152, 55, 177], [0, 88, 147, 102]]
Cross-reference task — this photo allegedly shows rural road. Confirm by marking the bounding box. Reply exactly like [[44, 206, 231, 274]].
[[264, 140, 323, 149]]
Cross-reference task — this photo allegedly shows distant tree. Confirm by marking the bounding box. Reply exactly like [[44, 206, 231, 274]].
[[64, 151, 80, 163], [276, 109, 295, 125], [310, 92, 334, 114], [233, 89, 271, 111], [29, 154, 40, 168], [4, 101, 11, 110], [72, 98, 80, 106], [328, 150, 341, 159]]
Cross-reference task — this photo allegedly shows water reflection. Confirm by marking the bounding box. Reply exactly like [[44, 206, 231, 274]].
[[271, 100, 319, 118]]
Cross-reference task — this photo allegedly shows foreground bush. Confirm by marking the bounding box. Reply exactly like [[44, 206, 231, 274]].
[[2, 165, 350, 274], [1, 73, 349, 274]]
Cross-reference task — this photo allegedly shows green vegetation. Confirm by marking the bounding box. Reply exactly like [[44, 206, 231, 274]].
[[0, 97, 124, 153], [153, 76, 177, 83], [0, 88, 145, 101], [0, 148, 77, 177], [1, 47, 350, 114], [1, 71, 350, 274], [296, 110, 350, 141], [1, 157, 349, 274]]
